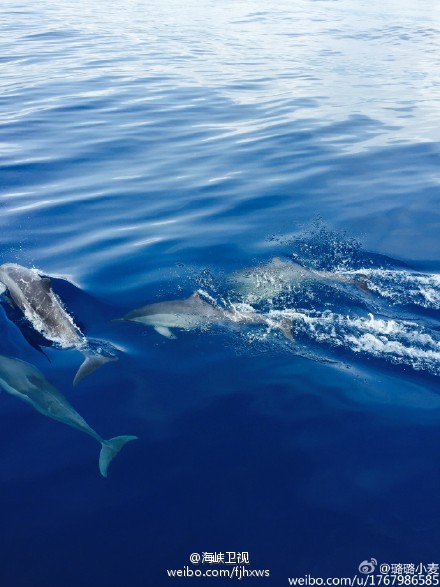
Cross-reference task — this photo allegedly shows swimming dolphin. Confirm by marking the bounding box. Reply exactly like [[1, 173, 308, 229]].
[[0, 263, 117, 385], [0, 355, 137, 477], [115, 291, 293, 340], [228, 257, 369, 304]]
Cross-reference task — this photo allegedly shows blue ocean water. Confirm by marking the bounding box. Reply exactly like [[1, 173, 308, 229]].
[[1, 0, 440, 584]]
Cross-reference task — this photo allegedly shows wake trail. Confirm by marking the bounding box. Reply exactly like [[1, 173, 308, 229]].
[[267, 309, 440, 376]]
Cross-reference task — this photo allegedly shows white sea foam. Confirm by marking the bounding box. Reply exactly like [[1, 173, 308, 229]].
[[339, 268, 440, 309], [266, 309, 440, 375]]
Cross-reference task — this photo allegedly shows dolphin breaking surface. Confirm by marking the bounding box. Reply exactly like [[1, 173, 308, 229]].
[[116, 290, 293, 340], [190, 240, 440, 377], [112, 252, 440, 376], [0, 236, 439, 477], [0, 263, 117, 385], [1, 247, 438, 382], [0, 253, 439, 381], [226, 257, 368, 305]]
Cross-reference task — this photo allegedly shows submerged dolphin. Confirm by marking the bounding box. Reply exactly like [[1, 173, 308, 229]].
[[0, 263, 117, 385], [228, 257, 369, 303], [0, 355, 137, 477], [115, 291, 293, 339]]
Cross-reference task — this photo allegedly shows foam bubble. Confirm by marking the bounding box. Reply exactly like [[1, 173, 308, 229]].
[[340, 268, 440, 310], [267, 309, 440, 376]]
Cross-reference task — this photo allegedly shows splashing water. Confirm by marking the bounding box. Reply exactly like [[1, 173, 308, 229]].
[[266, 310, 440, 376], [340, 268, 440, 310], [191, 228, 440, 376]]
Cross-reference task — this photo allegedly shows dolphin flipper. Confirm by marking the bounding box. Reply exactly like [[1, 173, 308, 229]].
[[99, 435, 138, 478], [74, 354, 118, 386], [154, 326, 177, 339]]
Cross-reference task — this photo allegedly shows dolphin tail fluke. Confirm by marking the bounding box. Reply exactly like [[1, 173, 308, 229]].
[[74, 354, 118, 386], [99, 435, 138, 478]]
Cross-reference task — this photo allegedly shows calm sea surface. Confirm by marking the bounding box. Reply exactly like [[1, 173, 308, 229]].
[[1, 0, 439, 585]]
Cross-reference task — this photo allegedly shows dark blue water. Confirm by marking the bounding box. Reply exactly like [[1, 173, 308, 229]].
[[1, 0, 439, 585]]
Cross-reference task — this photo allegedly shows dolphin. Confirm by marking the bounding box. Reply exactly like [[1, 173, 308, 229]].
[[0, 355, 137, 477], [115, 291, 293, 340], [0, 263, 117, 385], [228, 257, 369, 304]]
